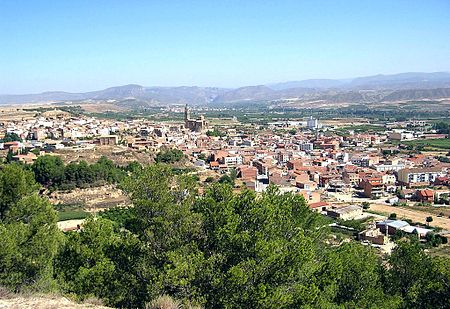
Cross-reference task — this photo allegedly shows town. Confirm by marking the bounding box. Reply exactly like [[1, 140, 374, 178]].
[[1, 104, 449, 256]]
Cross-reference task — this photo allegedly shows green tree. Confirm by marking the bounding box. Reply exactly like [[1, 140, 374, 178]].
[[389, 213, 397, 220], [155, 149, 184, 164], [120, 164, 206, 304], [384, 241, 450, 308], [426, 216, 433, 226], [55, 218, 147, 307], [0, 132, 22, 142], [0, 194, 62, 291], [362, 201, 371, 209], [319, 243, 393, 308], [32, 155, 65, 187], [194, 184, 330, 308], [0, 163, 40, 219]]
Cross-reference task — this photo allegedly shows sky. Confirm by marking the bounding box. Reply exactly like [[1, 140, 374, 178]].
[[1, 0, 449, 94]]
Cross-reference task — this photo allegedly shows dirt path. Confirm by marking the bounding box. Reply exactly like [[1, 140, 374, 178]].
[[370, 204, 450, 230]]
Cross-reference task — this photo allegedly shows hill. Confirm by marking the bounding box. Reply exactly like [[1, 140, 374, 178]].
[[1, 72, 450, 106]]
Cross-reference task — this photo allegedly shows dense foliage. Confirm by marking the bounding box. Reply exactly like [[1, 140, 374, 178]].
[[0, 163, 449, 308], [32, 155, 128, 189], [0, 163, 62, 292], [206, 128, 225, 137], [155, 148, 185, 164], [0, 132, 23, 143]]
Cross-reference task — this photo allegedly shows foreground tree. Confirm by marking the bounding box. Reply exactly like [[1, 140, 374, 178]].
[[0, 194, 62, 291], [55, 218, 147, 307], [0, 163, 40, 219], [384, 241, 450, 308]]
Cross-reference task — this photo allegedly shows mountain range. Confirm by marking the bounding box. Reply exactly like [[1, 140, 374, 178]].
[[1, 72, 450, 106]]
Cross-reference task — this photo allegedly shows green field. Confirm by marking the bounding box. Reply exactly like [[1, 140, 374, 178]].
[[56, 202, 89, 221], [58, 210, 89, 221], [337, 124, 386, 133], [402, 138, 450, 150]]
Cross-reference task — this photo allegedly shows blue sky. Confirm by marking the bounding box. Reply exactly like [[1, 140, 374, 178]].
[[1, 0, 449, 94]]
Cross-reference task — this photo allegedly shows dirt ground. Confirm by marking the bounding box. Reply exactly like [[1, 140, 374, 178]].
[[56, 219, 85, 231], [0, 295, 109, 309], [369, 203, 450, 230], [48, 185, 129, 210], [55, 145, 154, 165]]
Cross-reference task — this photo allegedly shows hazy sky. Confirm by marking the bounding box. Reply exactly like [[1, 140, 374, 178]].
[[1, 0, 449, 94]]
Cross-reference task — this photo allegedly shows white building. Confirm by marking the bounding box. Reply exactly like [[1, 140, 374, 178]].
[[306, 116, 321, 130]]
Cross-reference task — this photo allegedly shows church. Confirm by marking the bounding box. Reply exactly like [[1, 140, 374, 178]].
[[184, 105, 207, 132]]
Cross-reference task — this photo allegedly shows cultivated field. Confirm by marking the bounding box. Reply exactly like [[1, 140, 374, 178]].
[[369, 203, 450, 230]]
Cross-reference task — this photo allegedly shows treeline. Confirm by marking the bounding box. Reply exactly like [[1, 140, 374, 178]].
[[434, 122, 450, 136], [0, 163, 449, 308], [31, 155, 139, 190]]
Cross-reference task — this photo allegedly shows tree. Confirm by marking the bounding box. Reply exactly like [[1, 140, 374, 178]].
[[32, 155, 65, 187], [384, 241, 450, 308], [0, 194, 62, 291], [0, 163, 40, 219], [155, 149, 184, 164], [206, 128, 224, 137], [194, 184, 330, 308], [362, 201, 371, 209], [55, 218, 147, 307], [120, 164, 206, 304], [320, 243, 389, 307], [0, 132, 22, 143], [389, 213, 397, 220], [426, 216, 433, 226]]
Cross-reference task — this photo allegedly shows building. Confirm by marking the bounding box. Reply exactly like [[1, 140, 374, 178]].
[[376, 220, 431, 238], [184, 105, 207, 132], [360, 177, 384, 198], [358, 228, 388, 245], [415, 189, 434, 203], [306, 116, 321, 130], [397, 167, 443, 187], [96, 135, 118, 146], [326, 205, 363, 220], [298, 142, 314, 152], [376, 220, 409, 235], [12, 152, 37, 164], [388, 131, 414, 141]]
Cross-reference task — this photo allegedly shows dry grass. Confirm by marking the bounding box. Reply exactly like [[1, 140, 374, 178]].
[[146, 295, 202, 309], [147, 295, 182, 309]]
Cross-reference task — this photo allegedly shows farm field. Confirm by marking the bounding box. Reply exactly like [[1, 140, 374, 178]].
[[401, 138, 450, 150], [369, 203, 450, 230]]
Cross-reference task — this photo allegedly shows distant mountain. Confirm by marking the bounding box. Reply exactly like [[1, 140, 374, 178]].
[[381, 87, 450, 102], [212, 85, 276, 103], [268, 79, 346, 90], [349, 72, 450, 90], [0, 85, 228, 105], [1, 72, 450, 106]]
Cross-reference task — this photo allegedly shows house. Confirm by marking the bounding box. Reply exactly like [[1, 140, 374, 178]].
[[237, 165, 257, 181], [326, 205, 363, 220], [358, 228, 389, 245], [309, 201, 331, 212], [416, 189, 434, 203], [209, 161, 219, 170], [360, 177, 384, 198], [12, 152, 37, 164]]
